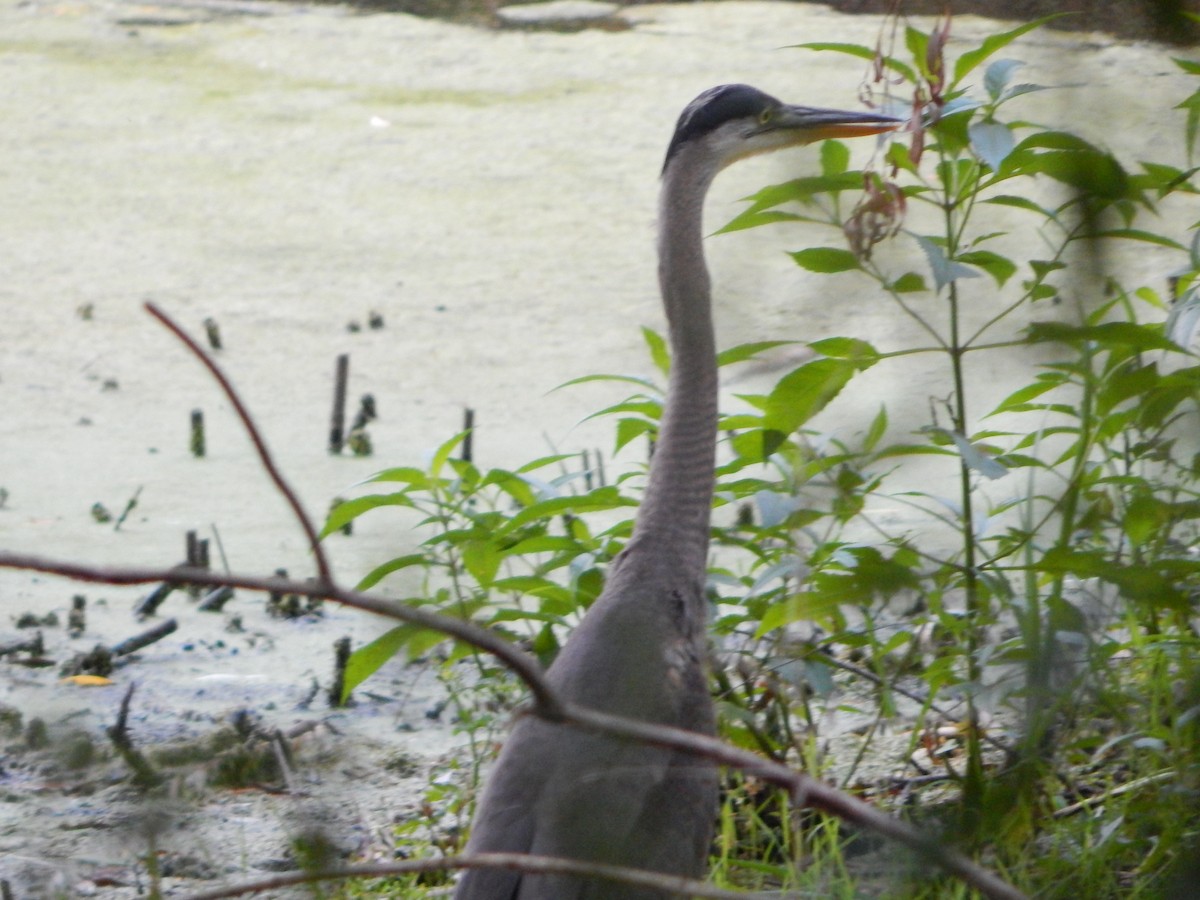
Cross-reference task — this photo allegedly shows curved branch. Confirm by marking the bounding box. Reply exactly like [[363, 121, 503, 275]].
[[144, 302, 334, 588], [0, 551, 1025, 900]]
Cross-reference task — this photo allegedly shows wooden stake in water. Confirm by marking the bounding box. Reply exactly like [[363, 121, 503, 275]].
[[329, 636, 352, 708], [203, 317, 222, 350], [190, 409, 205, 458], [329, 354, 349, 454], [463, 407, 475, 463]]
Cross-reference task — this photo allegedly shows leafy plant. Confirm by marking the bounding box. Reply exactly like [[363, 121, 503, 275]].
[[327, 14, 1200, 895]]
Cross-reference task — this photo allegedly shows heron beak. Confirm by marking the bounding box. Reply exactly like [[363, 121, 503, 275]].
[[769, 105, 902, 143]]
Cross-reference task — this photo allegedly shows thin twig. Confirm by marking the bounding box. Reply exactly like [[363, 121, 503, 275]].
[[0, 552, 558, 716], [178, 853, 780, 900], [144, 302, 333, 588]]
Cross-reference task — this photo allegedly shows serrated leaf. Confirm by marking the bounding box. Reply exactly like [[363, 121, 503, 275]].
[[969, 120, 1015, 170], [791, 247, 861, 273], [984, 59, 1024, 100], [914, 234, 981, 290], [924, 427, 1008, 479], [808, 337, 879, 360], [717, 340, 795, 367], [762, 356, 875, 450]]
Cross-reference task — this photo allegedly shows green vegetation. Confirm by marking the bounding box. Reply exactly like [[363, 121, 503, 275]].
[[328, 16, 1200, 897]]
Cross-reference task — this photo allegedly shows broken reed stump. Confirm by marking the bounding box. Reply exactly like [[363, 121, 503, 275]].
[[203, 316, 222, 350], [134, 578, 180, 619], [329, 353, 349, 454], [185, 531, 210, 599], [462, 407, 475, 463], [63, 618, 178, 677], [351, 393, 377, 431], [197, 586, 235, 612], [328, 636, 352, 708], [0, 631, 44, 659], [107, 683, 163, 788], [190, 408, 205, 457], [68, 595, 86, 637]]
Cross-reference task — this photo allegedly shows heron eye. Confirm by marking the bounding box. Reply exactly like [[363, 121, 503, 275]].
[[758, 108, 773, 126]]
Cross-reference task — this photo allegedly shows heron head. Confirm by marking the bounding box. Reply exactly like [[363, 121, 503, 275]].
[[663, 84, 900, 173]]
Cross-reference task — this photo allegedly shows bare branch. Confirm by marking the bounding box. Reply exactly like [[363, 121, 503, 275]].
[[144, 302, 335, 588], [0, 552, 560, 716], [0, 551, 1025, 900]]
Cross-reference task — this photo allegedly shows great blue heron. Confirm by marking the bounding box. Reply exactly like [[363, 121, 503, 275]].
[[454, 84, 899, 899]]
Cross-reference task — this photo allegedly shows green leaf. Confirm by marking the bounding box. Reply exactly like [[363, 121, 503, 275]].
[[1004, 137, 1132, 200], [756, 590, 842, 635], [355, 553, 427, 592], [498, 487, 636, 535], [890, 271, 928, 293], [321, 493, 411, 538], [794, 42, 917, 83], [342, 624, 444, 701], [1124, 494, 1167, 549], [808, 337, 880, 361], [557, 373, 660, 391], [952, 16, 1065, 86], [717, 341, 795, 367], [364, 466, 433, 488], [1027, 321, 1178, 352], [1087, 229, 1185, 250], [1038, 547, 1187, 609], [820, 139, 850, 176], [956, 249, 1017, 287], [462, 538, 503, 588], [615, 416, 656, 453], [762, 357, 875, 453], [863, 405, 887, 452], [642, 326, 670, 376], [983, 194, 1055, 218], [431, 430, 470, 479], [988, 378, 1061, 415], [791, 247, 861, 274]]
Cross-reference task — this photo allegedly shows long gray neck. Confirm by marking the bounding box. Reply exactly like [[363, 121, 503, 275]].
[[631, 145, 722, 577]]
